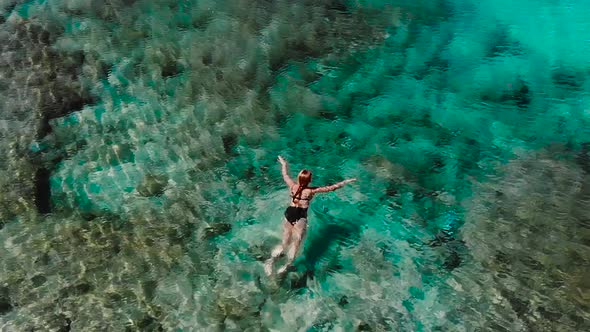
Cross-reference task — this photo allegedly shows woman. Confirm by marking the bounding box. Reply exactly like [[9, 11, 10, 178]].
[[265, 155, 356, 276]]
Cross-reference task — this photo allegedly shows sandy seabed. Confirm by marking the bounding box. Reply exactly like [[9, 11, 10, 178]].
[[0, 0, 589, 331]]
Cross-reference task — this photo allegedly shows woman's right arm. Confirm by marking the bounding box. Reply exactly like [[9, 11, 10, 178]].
[[311, 178, 356, 194]]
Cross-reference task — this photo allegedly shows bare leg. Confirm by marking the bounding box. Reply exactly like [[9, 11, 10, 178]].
[[265, 219, 292, 276], [273, 219, 293, 258], [278, 218, 307, 274]]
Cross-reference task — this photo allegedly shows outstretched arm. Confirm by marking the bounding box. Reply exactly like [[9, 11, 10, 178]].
[[311, 178, 356, 194], [278, 155, 295, 187]]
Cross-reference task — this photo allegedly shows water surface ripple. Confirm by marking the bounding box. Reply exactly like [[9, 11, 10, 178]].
[[0, 0, 589, 331]]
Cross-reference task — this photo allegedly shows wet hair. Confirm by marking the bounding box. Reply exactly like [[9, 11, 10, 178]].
[[293, 169, 312, 200]]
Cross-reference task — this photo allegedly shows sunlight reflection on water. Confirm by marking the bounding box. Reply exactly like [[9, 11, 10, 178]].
[[0, 0, 588, 330]]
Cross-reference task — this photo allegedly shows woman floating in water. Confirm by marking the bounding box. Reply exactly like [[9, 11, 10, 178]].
[[265, 155, 356, 276]]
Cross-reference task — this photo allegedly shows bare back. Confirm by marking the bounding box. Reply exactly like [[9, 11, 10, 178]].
[[289, 184, 314, 208]]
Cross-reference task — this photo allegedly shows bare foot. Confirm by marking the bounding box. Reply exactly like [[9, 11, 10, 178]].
[[277, 264, 290, 275], [264, 259, 274, 276]]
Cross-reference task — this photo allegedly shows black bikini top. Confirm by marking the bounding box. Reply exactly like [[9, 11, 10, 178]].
[[291, 186, 311, 202], [291, 195, 310, 202]]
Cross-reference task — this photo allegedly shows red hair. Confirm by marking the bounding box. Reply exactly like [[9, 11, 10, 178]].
[[293, 169, 312, 200]]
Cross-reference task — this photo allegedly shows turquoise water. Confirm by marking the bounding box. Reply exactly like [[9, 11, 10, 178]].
[[0, 0, 589, 330]]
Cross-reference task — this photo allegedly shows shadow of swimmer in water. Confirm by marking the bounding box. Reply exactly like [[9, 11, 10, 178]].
[[259, 210, 365, 295], [264, 155, 357, 277], [298, 210, 365, 274]]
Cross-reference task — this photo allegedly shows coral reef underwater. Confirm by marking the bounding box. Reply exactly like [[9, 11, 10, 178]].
[[0, 0, 589, 330]]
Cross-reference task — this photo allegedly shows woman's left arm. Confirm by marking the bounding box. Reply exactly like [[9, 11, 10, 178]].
[[278, 155, 295, 187]]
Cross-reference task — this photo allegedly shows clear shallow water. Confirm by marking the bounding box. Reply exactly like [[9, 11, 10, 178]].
[[0, 0, 589, 331]]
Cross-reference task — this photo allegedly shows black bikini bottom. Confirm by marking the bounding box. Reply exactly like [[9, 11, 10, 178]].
[[284, 206, 308, 225]]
